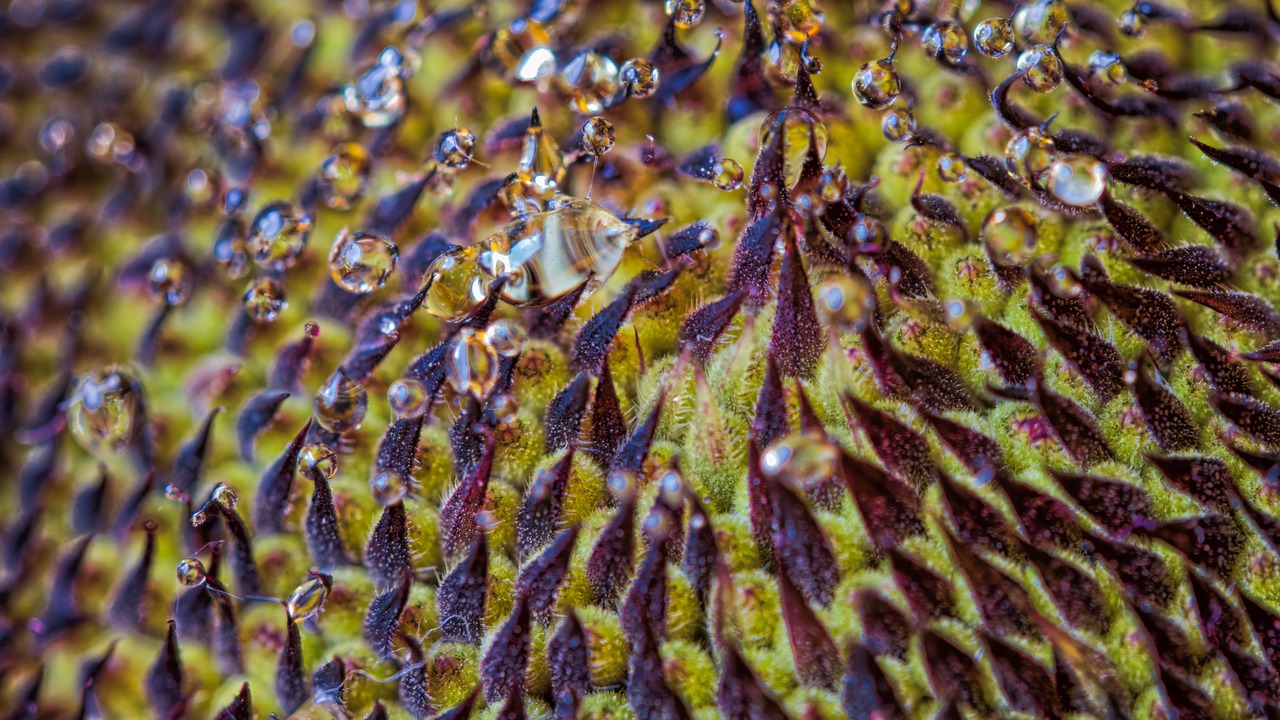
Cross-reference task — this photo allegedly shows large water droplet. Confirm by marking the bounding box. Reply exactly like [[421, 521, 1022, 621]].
[[247, 201, 312, 271], [973, 17, 1015, 58], [299, 442, 338, 481], [328, 228, 398, 295], [370, 470, 409, 505], [317, 143, 372, 210], [1046, 156, 1109, 207], [761, 430, 839, 487], [852, 57, 900, 109], [759, 107, 828, 189], [67, 366, 142, 454], [314, 370, 369, 433], [388, 378, 430, 420], [343, 46, 407, 128], [243, 277, 288, 323], [982, 207, 1039, 265]]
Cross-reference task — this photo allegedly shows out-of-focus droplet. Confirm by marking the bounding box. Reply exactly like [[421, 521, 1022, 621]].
[[765, 39, 803, 84], [317, 143, 372, 210], [424, 247, 487, 320], [820, 166, 849, 204], [328, 228, 398, 294], [149, 257, 190, 306], [515, 46, 558, 88], [214, 231, 249, 280], [761, 430, 839, 486], [211, 483, 238, 510], [714, 158, 744, 191], [484, 319, 529, 358], [1004, 127, 1057, 182], [582, 117, 616, 155], [558, 51, 620, 114], [487, 18, 553, 78], [982, 207, 1039, 265], [922, 21, 968, 65], [620, 58, 659, 99], [665, 0, 706, 29], [434, 127, 476, 170], [760, 107, 828, 189], [67, 366, 141, 453], [247, 201, 312, 271], [446, 327, 500, 399], [286, 575, 330, 620], [1045, 156, 1109, 207], [518, 110, 566, 200], [944, 299, 980, 332], [772, 0, 825, 43], [370, 470, 409, 505], [881, 107, 915, 143], [817, 274, 876, 333], [243, 277, 288, 323], [1013, 0, 1070, 45], [1017, 46, 1064, 93], [388, 378, 430, 420], [849, 215, 888, 248], [973, 17, 1015, 58], [1088, 51, 1127, 85], [937, 153, 967, 183], [300, 442, 338, 481], [1118, 10, 1145, 37], [490, 392, 519, 422], [852, 57, 901, 109], [343, 46, 407, 128], [314, 370, 369, 433], [177, 558, 207, 587]]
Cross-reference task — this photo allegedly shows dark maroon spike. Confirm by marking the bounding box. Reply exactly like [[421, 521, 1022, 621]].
[[719, 641, 793, 720], [147, 621, 183, 717], [965, 154, 1028, 199], [276, 611, 308, 716], [886, 547, 955, 621], [839, 452, 925, 550], [364, 700, 390, 720], [892, 345, 982, 413], [770, 480, 840, 608], [480, 597, 532, 702], [571, 282, 638, 374], [364, 501, 411, 588], [341, 323, 403, 382], [219, 683, 252, 720], [1127, 357, 1199, 452], [1166, 192, 1259, 257], [726, 0, 771, 123], [71, 466, 110, 535], [201, 500, 262, 597], [1098, 193, 1169, 255], [1052, 128, 1111, 158], [841, 642, 906, 720], [1137, 604, 1206, 678], [777, 563, 840, 689], [1195, 101, 1254, 142], [404, 331, 458, 397], [1079, 258, 1184, 359], [634, 265, 683, 307], [437, 535, 488, 644], [922, 410, 1006, 485], [973, 317, 1040, 390], [612, 392, 666, 476], [1187, 570, 1248, 652], [1210, 393, 1280, 446], [107, 522, 156, 631], [440, 432, 497, 560], [401, 231, 458, 291], [768, 235, 824, 379], [628, 618, 692, 720], [112, 467, 156, 539], [1240, 592, 1280, 669], [1157, 667, 1216, 720], [621, 537, 669, 645], [517, 450, 575, 558], [990, 68, 1042, 130], [1027, 263, 1093, 331], [981, 632, 1061, 718], [944, 527, 1036, 637], [1176, 289, 1280, 334], [1034, 382, 1114, 468], [547, 611, 591, 700], [543, 374, 590, 454], [313, 655, 347, 709], [910, 172, 968, 241], [801, 211, 848, 267], [493, 680, 526, 720], [746, 440, 775, 566], [306, 471, 354, 568], [234, 389, 289, 464], [1140, 514, 1244, 580], [998, 477, 1081, 550], [169, 406, 221, 494], [270, 323, 319, 393], [211, 590, 244, 677], [1031, 310, 1125, 402], [1243, 339, 1280, 362], [1182, 328, 1254, 396], [845, 396, 935, 489], [676, 144, 721, 182], [878, 240, 935, 299], [728, 210, 784, 302], [374, 415, 425, 488], [526, 280, 589, 340], [939, 473, 1020, 559], [516, 526, 578, 624], [174, 555, 213, 643], [1227, 441, 1280, 478], [920, 629, 985, 711], [1108, 154, 1198, 193], [752, 356, 791, 450], [1023, 543, 1110, 634], [1087, 532, 1177, 609], [1220, 643, 1280, 712], [435, 687, 481, 720], [365, 172, 431, 236], [1190, 136, 1280, 183], [585, 494, 636, 604], [364, 571, 412, 656], [682, 492, 717, 605], [585, 360, 626, 469], [253, 418, 312, 535], [679, 291, 745, 366], [856, 591, 911, 661], [1145, 455, 1236, 513]]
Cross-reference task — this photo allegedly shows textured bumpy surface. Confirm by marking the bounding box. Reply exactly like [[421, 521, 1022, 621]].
[[12, 0, 1280, 718]]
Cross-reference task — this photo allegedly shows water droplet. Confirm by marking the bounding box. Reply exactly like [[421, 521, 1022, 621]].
[[714, 158, 744, 191], [582, 117, 615, 156], [517, 109, 566, 201], [177, 558, 207, 587], [490, 392, 519, 422], [67, 366, 141, 453], [1017, 46, 1064, 93], [317, 143, 372, 210], [299, 442, 338, 481], [1004, 127, 1057, 182], [944, 299, 980, 332], [190, 509, 209, 527], [820, 166, 849, 204], [434, 128, 476, 170], [484, 319, 529, 358], [388, 378, 430, 420], [765, 39, 803, 84], [620, 58, 659, 99], [211, 483, 238, 510], [922, 21, 968, 65], [973, 17, 1015, 58], [1045, 156, 1109, 207], [446, 327, 500, 399], [981, 207, 1039, 265], [817, 274, 876, 333], [424, 247, 487, 321], [314, 370, 369, 433], [370, 470, 409, 505], [1088, 51, 1127, 86], [286, 575, 330, 620], [760, 107, 828, 189], [343, 46, 407, 128], [515, 46, 558, 87], [761, 430, 839, 487], [936, 153, 967, 183], [881, 107, 916, 143], [852, 57, 901, 110], [664, 0, 705, 29], [849, 214, 888, 248], [486, 18, 553, 79], [149, 257, 190, 306], [1012, 0, 1070, 45], [243, 277, 288, 324], [557, 51, 620, 114], [772, 0, 825, 43], [328, 228, 398, 294], [247, 201, 312, 271], [1118, 10, 1145, 37]]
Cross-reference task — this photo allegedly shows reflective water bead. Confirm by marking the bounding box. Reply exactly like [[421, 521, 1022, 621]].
[[370, 470, 409, 506], [714, 158, 744, 191], [515, 46, 558, 87], [243, 277, 288, 324], [343, 47, 407, 128], [1017, 46, 1064, 93], [1013, 0, 1070, 45], [816, 274, 876, 333], [299, 442, 338, 481], [446, 327, 500, 399], [486, 18, 553, 77], [434, 128, 476, 169], [665, 0, 706, 29], [582, 117, 615, 156], [490, 392, 519, 422], [558, 51, 620, 115], [981, 207, 1039, 265], [314, 370, 369, 433], [484, 319, 529, 358], [1045, 156, 1109, 207], [881, 107, 915, 143], [772, 0, 825, 43], [765, 40, 802, 84], [759, 107, 828, 189], [945, 299, 980, 332], [247, 201, 312, 271], [820, 166, 849, 204], [1118, 10, 1145, 37], [286, 574, 331, 620], [388, 378, 430, 420], [849, 214, 889, 248], [936, 153, 967, 183], [211, 483, 238, 510], [67, 366, 142, 453], [760, 430, 839, 487], [1088, 51, 1127, 85], [620, 58, 659, 99], [852, 58, 900, 109], [177, 558, 207, 587], [328, 228, 398, 294], [518, 109, 566, 199], [1004, 128, 1057, 182], [922, 21, 968, 65], [317, 143, 372, 210], [149, 257, 190, 306], [973, 17, 1015, 57], [423, 247, 487, 320]]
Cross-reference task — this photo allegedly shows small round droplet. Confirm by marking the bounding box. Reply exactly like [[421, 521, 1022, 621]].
[[445, 327, 500, 399], [434, 128, 476, 170], [67, 366, 141, 453], [211, 483, 238, 510], [490, 392, 519, 422], [190, 509, 209, 527], [1118, 10, 1145, 37], [370, 470, 409, 506], [314, 370, 369, 434], [765, 40, 802, 84], [247, 201, 312, 271], [286, 575, 330, 621], [582, 117, 615, 156], [1004, 127, 1057, 182], [177, 558, 207, 587], [1088, 51, 1127, 85], [820, 166, 849, 204], [149, 257, 190, 306], [713, 158, 744, 191], [388, 378, 430, 420], [773, 0, 825, 43], [922, 21, 968, 65], [759, 107, 828, 189], [299, 443, 338, 481], [973, 17, 1015, 58], [881, 107, 915, 143], [1017, 46, 1064, 93], [817, 274, 876, 333], [243, 277, 288, 324], [664, 0, 705, 29], [761, 430, 839, 487], [944, 299, 980, 332], [620, 58, 659, 99], [982, 207, 1039, 266], [343, 46, 407, 128], [1013, 0, 1070, 45], [557, 51, 620, 114], [1045, 156, 1109, 207], [848, 214, 889, 249], [424, 247, 487, 321], [852, 58, 901, 110], [484, 319, 529, 358], [936, 153, 967, 183], [317, 143, 372, 210], [328, 228, 398, 294]]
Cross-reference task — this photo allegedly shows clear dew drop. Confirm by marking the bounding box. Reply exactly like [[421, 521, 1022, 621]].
[[922, 21, 968, 65], [820, 166, 849, 204], [434, 128, 476, 170], [772, 0, 825, 43], [177, 558, 207, 587], [982, 207, 1039, 266], [849, 214, 889, 248], [517, 110, 566, 202], [973, 17, 1015, 58], [1088, 51, 1127, 86], [370, 470, 409, 506], [486, 18, 553, 78], [313, 370, 369, 434], [557, 51, 620, 115], [936, 152, 967, 183], [1118, 10, 1146, 37], [246, 201, 312, 271], [149, 257, 190, 306], [1017, 45, 1064, 93], [760, 107, 828, 189], [881, 107, 915, 143], [446, 327, 500, 399], [299, 442, 338, 481], [1012, 0, 1070, 45], [388, 378, 430, 421], [760, 430, 840, 487], [317, 143, 372, 210], [67, 366, 141, 454], [664, 0, 706, 29], [582, 116, 616, 156], [945, 299, 980, 332], [620, 58, 659, 99], [714, 158, 744, 191], [343, 46, 408, 128], [423, 247, 487, 321], [211, 483, 238, 510], [1045, 156, 1109, 207], [1004, 127, 1057, 183], [328, 228, 398, 295], [243, 277, 288, 324], [817, 274, 876, 333], [490, 392, 519, 422], [852, 57, 901, 110], [484, 319, 529, 358], [286, 576, 330, 621], [765, 40, 803, 84]]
